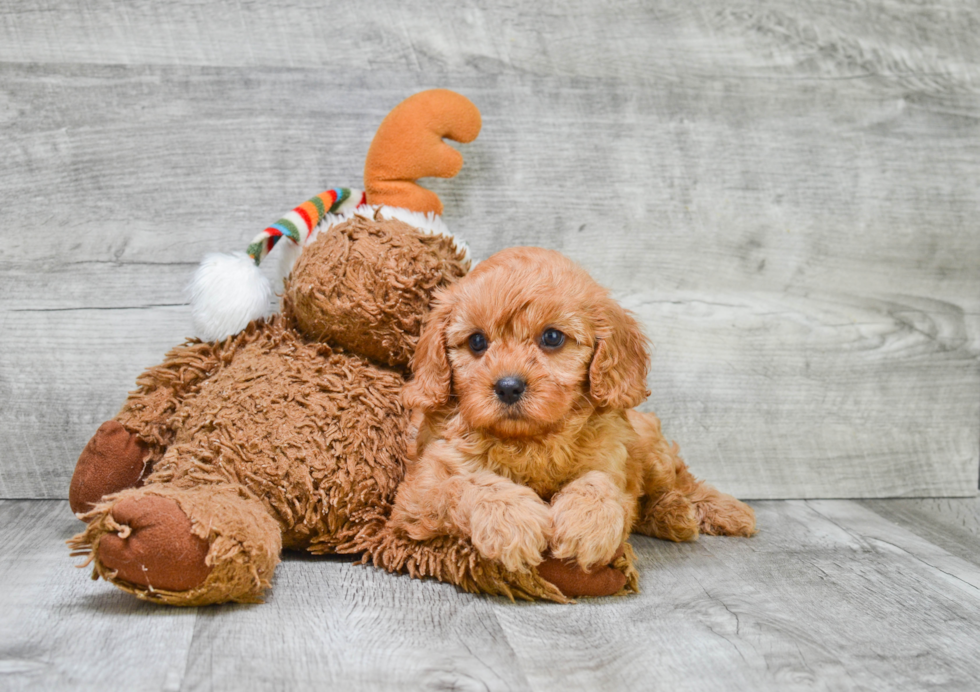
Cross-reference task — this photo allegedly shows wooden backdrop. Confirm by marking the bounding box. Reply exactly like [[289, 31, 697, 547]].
[[1, 1, 977, 499]]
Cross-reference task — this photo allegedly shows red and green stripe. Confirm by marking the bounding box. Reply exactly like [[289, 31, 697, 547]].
[[246, 188, 365, 264]]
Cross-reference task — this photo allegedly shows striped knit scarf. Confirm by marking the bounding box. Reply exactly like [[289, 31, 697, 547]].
[[246, 188, 367, 265]]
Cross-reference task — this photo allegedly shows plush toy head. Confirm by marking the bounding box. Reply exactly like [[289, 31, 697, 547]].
[[189, 88, 482, 346], [283, 212, 470, 368]]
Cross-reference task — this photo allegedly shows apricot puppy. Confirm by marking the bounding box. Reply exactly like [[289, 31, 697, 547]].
[[391, 247, 756, 575]]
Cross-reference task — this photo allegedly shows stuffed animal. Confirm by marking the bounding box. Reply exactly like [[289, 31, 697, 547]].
[[68, 90, 638, 605]]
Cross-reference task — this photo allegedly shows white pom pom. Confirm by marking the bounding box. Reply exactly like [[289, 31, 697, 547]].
[[189, 251, 273, 342]]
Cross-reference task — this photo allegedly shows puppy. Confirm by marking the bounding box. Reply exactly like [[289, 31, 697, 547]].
[[391, 247, 756, 576]]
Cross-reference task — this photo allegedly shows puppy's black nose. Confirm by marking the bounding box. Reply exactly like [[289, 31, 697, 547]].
[[494, 376, 526, 405]]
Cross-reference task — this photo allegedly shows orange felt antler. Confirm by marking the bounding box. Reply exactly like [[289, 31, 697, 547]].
[[363, 89, 482, 215]]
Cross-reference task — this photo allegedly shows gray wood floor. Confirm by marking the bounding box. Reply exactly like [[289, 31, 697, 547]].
[[3, 498, 979, 691]]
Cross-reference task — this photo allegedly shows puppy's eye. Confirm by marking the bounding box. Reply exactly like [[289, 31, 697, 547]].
[[468, 332, 488, 354], [540, 328, 565, 349]]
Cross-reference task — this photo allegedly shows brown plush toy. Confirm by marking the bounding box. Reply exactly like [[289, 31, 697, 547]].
[[68, 90, 637, 605]]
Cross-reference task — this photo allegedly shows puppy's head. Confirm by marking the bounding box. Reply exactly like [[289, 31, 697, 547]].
[[404, 247, 650, 438]]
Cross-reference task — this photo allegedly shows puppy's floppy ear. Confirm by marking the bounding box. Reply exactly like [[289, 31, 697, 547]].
[[404, 292, 454, 411], [588, 296, 651, 410]]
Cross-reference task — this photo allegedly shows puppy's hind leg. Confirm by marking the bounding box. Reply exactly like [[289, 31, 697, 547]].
[[634, 490, 700, 542], [684, 471, 757, 538], [627, 410, 756, 540]]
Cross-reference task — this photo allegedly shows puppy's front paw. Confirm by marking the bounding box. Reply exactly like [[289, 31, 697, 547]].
[[469, 491, 551, 573], [550, 472, 627, 571]]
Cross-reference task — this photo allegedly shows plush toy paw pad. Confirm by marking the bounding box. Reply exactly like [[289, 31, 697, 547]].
[[537, 544, 628, 598], [69, 421, 148, 515], [98, 495, 212, 592]]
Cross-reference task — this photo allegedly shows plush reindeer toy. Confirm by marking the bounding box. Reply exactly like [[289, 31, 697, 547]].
[[68, 90, 638, 605]]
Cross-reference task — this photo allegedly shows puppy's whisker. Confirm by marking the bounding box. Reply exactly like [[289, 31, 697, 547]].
[[501, 406, 526, 420]]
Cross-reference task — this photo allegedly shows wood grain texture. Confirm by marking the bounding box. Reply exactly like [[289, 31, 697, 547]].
[[181, 562, 531, 692], [4, 498, 980, 691], [491, 500, 980, 690], [861, 496, 980, 569], [1, 2, 978, 498], [1, 1, 978, 81], [0, 500, 198, 690]]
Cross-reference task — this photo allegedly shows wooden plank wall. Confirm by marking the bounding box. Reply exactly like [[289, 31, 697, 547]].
[[1, 1, 977, 499]]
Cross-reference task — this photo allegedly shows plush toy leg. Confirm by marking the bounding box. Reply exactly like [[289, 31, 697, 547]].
[[97, 494, 212, 591], [106, 335, 242, 474], [68, 336, 240, 518], [537, 543, 637, 598], [69, 483, 282, 606], [69, 421, 149, 515], [359, 525, 638, 602]]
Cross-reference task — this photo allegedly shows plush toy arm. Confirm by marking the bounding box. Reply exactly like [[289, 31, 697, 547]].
[[70, 335, 234, 515], [115, 336, 230, 455]]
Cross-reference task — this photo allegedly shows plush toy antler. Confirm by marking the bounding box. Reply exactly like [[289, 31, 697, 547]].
[[364, 89, 482, 215], [189, 89, 480, 343]]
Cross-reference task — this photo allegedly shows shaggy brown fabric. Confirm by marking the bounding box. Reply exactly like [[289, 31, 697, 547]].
[[69, 421, 148, 514], [283, 214, 469, 370], [357, 523, 570, 603], [70, 216, 638, 605], [129, 315, 410, 552], [115, 337, 233, 473]]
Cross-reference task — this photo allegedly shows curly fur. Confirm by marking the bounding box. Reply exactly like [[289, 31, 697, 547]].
[[70, 221, 611, 604], [392, 247, 757, 573]]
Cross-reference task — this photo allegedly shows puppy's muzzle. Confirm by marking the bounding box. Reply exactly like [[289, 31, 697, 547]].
[[494, 376, 526, 406]]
